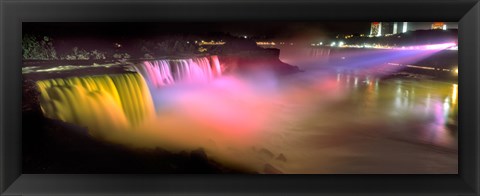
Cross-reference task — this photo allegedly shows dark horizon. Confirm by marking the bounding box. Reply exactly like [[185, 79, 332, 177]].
[[23, 22, 459, 42]]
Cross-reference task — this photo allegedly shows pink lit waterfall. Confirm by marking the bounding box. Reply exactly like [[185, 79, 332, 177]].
[[135, 55, 222, 88]]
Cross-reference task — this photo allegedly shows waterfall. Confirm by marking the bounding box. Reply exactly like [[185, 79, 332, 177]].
[[35, 55, 223, 136], [310, 47, 331, 57], [36, 73, 155, 137], [134, 56, 222, 88]]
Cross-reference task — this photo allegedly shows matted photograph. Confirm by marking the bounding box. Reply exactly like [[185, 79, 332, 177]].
[[22, 22, 458, 174]]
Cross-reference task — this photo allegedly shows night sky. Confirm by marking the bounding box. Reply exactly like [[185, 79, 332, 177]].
[[23, 22, 458, 43]]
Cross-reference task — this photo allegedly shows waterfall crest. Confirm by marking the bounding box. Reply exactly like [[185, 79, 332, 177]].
[[310, 47, 331, 57], [134, 55, 222, 88]]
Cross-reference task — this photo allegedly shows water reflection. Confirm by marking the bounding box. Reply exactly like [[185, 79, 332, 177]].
[[334, 72, 458, 148]]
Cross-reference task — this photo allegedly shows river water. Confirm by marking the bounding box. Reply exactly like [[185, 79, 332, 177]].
[[256, 69, 458, 174]]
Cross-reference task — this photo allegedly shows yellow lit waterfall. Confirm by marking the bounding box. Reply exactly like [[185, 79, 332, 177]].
[[36, 73, 155, 137]]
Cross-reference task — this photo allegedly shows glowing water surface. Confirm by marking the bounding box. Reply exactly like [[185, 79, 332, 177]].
[[263, 72, 458, 173], [35, 64, 457, 174]]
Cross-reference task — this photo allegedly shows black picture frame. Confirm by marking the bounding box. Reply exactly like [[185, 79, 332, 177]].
[[1, 0, 479, 195]]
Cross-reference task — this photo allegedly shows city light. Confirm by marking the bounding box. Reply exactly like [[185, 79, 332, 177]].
[[199, 40, 226, 46], [256, 42, 276, 46], [333, 42, 457, 51]]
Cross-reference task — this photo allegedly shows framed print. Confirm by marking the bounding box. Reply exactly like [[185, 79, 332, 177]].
[[1, 0, 479, 195]]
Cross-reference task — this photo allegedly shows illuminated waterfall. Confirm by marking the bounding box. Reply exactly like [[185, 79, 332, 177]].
[[310, 47, 331, 57], [135, 56, 222, 88], [210, 55, 222, 77], [36, 73, 155, 136], [35, 56, 223, 136]]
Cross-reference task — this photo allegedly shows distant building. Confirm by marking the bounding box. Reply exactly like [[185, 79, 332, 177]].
[[370, 22, 405, 36], [393, 22, 398, 34], [370, 22, 382, 37], [432, 22, 446, 30], [381, 22, 394, 36], [390, 22, 409, 34], [402, 22, 408, 33]]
